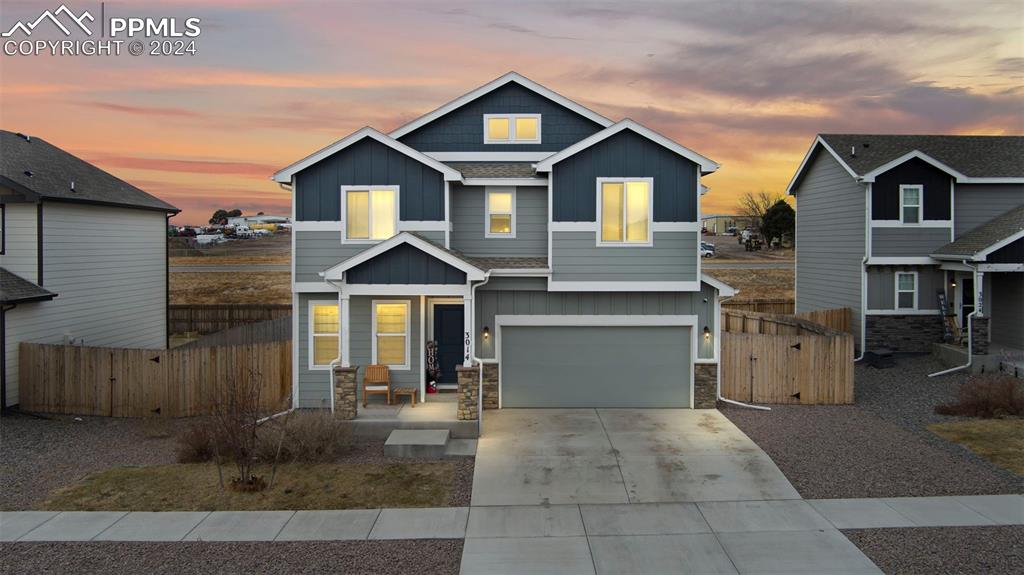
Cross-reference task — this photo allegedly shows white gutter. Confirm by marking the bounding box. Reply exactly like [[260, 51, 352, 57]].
[[855, 255, 868, 362], [470, 271, 493, 436], [715, 294, 771, 411], [929, 261, 977, 377]]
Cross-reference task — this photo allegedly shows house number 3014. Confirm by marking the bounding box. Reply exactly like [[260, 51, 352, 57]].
[[464, 331, 471, 361]]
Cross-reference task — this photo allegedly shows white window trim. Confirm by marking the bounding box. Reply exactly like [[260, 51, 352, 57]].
[[340, 185, 400, 245], [899, 184, 922, 225], [484, 186, 517, 238], [895, 271, 918, 310], [595, 177, 654, 247], [371, 299, 411, 370], [483, 113, 542, 144], [308, 299, 340, 370]]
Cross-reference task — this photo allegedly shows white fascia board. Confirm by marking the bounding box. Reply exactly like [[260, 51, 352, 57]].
[[388, 72, 613, 140], [866, 257, 938, 265], [786, 136, 859, 194], [972, 228, 1024, 261], [488, 268, 551, 277], [494, 314, 698, 327], [272, 127, 463, 183], [294, 281, 338, 293], [938, 261, 974, 271], [321, 232, 485, 281], [425, 152, 553, 161], [978, 263, 1024, 272], [398, 220, 449, 232], [346, 284, 471, 296], [859, 150, 968, 183], [870, 220, 952, 228], [547, 280, 701, 292], [700, 273, 736, 296], [292, 221, 343, 232], [464, 178, 549, 187], [959, 177, 1024, 184], [534, 119, 719, 174]]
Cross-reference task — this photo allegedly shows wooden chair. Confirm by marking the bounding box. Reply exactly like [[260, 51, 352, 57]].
[[363, 365, 391, 407]]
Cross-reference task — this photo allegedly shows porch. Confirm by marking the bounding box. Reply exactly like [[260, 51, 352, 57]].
[[349, 393, 478, 439]]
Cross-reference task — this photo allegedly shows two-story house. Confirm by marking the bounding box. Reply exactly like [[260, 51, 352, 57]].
[[787, 134, 1023, 367], [274, 72, 734, 412]]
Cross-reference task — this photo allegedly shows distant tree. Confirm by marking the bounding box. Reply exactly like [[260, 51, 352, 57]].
[[209, 208, 244, 225], [257, 211, 265, 216], [761, 199, 795, 247]]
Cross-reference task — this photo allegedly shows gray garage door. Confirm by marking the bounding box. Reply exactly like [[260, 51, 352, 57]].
[[500, 325, 692, 408]]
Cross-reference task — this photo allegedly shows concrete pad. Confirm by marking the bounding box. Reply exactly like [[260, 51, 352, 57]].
[[478, 431, 615, 457], [183, 511, 294, 541], [445, 438, 478, 457], [17, 511, 127, 541], [698, 500, 834, 533], [954, 494, 1024, 525], [471, 455, 629, 506], [589, 533, 738, 575], [275, 509, 380, 541], [94, 512, 210, 541], [368, 507, 468, 539], [383, 429, 449, 458], [606, 431, 761, 457], [808, 499, 916, 529], [396, 400, 457, 422], [597, 409, 735, 434], [466, 505, 584, 538], [617, 454, 800, 503], [0, 512, 59, 542], [580, 503, 710, 536], [483, 409, 604, 435], [882, 497, 995, 527], [460, 536, 595, 575], [717, 530, 883, 574]]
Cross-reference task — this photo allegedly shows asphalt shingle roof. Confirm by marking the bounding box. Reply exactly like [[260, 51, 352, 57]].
[[0, 267, 56, 304], [819, 134, 1024, 178], [465, 256, 548, 270], [932, 204, 1024, 259], [0, 130, 178, 212], [445, 162, 538, 179]]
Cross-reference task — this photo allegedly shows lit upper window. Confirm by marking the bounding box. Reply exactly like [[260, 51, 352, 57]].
[[344, 187, 397, 241], [310, 303, 339, 368], [485, 187, 515, 237], [484, 114, 541, 144], [599, 178, 651, 245]]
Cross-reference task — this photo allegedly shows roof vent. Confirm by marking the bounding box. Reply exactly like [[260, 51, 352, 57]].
[[850, 146, 856, 157], [23, 170, 33, 177], [16, 132, 31, 142], [70, 181, 76, 192]]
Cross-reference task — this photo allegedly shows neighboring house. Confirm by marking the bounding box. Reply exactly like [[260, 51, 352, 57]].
[[787, 134, 1023, 360], [275, 72, 734, 411], [0, 130, 179, 408]]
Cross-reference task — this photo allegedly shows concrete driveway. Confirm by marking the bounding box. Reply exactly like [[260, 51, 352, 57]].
[[471, 409, 800, 506]]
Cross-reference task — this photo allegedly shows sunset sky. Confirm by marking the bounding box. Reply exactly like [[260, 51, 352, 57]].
[[2, 0, 1021, 225]]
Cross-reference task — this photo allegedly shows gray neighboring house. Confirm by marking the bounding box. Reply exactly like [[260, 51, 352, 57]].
[[0, 130, 179, 408], [787, 134, 1023, 364], [275, 72, 734, 411]]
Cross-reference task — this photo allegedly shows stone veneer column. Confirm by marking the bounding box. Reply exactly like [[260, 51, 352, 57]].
[[693, 364, 718, 409], [971, 316, 990, 355], [333, 365, 358, 420], [482, 364, 499, 410], [456, 365, 479, 421]]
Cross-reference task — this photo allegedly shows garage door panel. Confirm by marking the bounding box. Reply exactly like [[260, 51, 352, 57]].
[[501, 326, 692, 408]]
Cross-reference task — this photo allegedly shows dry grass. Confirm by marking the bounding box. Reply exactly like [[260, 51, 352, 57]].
[[171, 255, 290, 266], [929, 418, 1024, 476], [704, 268, 794, 301], [39, 462, 457, 511], [170, 272, 290, 304]]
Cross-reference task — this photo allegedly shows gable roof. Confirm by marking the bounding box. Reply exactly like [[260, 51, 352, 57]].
[[388, 72, 614, 140], [272, 127, 464, 183], [321, 232, 485, 281], [445, 162, 536, 179], [931, 204, 1024, 261], [787, 134, 1024, 193], [0, 267, 57, 304], [534, 119, 719, 174], [0, 130, 178, 213]]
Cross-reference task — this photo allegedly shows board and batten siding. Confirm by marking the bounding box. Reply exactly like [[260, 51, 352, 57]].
[[551, 231, 698, 283], [551, 129, 699, 223], [0, 201, 38, 282], [991, 273, 1023, 349], [866, 265, 945, 310], [954, 184, 1024, 237], [3, 203, 167, 406], [294, 138, 445, 222], [396, 82, 604, 152], [473, 281, 717, 360], [793, 149, 866, 342], [346, 243, 466, 284], [449, 184, 547, 257], [294, 230, 445, 284], [871, 227, 952, 257]]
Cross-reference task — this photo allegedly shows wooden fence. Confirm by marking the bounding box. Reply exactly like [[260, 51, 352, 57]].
[[721, 299, 795, 315], [720, 309, 854, 405], [169, 304, 292, 335], [794, 307, 853, 334], [180, 317, 291, 348], [19, 341, 291, 418]]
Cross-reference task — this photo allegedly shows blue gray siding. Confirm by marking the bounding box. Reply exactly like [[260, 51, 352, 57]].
[[866, 265, 944, 310], [551, 231, 698, 282], [297, 292, 336, 408], [346, 243, 466, 284], [474, 281, 718, 360], [989, 238, 1024, 263], [450, 184, 547, 257], [793, 149, 866, 342], [294, 138, 445, 221], [552, 129, 698, 222], [954, 184, 1024, 237], [871, 227, 952, 257], [991, 273, 1023, 348], [397, 83, 604, 152], [294, 231, 445, 283]]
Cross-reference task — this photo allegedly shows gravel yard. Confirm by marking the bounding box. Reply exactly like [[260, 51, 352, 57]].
[[0, 540, 462, 575], [844, 526, 1024, 575]]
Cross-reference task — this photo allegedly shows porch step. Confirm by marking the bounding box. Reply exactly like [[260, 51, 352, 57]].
[[384, 429, 451, 458]]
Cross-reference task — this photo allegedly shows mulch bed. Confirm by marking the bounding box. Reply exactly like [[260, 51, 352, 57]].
[[844, 526, 1024, 575]]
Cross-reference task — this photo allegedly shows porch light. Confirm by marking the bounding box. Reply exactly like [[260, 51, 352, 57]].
[[483, 326, 490, 340], [703, 326, 711, 340], [951, 279, 957, 288]]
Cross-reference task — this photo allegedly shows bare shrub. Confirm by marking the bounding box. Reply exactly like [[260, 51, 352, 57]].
[[257, 410, 351, 464], [175, 419, 220, 463], [935, 374, 1024, 418]]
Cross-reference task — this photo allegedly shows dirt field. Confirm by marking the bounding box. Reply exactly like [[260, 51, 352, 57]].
[[170, 234, 291, 266], [170, 273, 290, 304], [704, 267, 793, 301], [702, 234, 794, 262]]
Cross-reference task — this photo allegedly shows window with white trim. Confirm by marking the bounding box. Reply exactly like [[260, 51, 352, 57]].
[[373, 300, 410, 369], [900, 185, 921, 224], [309, 302, 339, 368], [896, 271, 917, 310], [343, 186, 398, 241], [484, 114, 541, 144], [598, 178, 652, 245], [485, 187, 515, 237]]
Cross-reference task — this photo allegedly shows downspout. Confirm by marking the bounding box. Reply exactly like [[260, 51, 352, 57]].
[[929, 261, 977, 377], [165, 213, 172, 350], [470, 271, 493, 437], [1, 303, 14, 412], [324, 277, 347, 413], [854, 254, 868, 362], [715, 294, 771, 411]]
